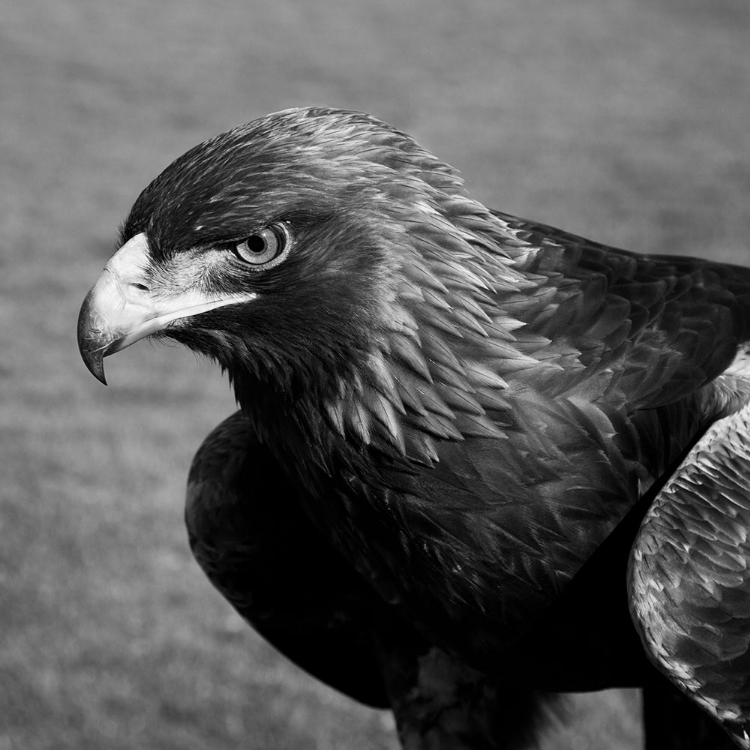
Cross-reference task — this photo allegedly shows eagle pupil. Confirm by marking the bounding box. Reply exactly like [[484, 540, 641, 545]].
[[245, 234, 267, 254]]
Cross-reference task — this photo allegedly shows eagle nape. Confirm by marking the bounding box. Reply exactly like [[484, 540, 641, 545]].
[[78, 107, 750, 750]]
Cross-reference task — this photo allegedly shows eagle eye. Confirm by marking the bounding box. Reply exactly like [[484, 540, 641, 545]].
[[233, 223, 291, 269]]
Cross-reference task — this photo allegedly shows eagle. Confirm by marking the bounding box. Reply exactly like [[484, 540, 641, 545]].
[[78, 107, 750, 749]]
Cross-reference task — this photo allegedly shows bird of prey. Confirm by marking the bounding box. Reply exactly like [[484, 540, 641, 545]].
[[78, 107, 750, 749]]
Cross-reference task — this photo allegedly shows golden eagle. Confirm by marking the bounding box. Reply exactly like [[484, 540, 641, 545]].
[[79, 108, 750, 749]]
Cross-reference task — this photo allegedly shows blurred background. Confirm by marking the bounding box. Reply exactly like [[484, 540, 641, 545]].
[[1, 0, 749, 747]]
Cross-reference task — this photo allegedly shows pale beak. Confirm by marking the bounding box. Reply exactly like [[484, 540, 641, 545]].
[[77, 232, 249, 384]]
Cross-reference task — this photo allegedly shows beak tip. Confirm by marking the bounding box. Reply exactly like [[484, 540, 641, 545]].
[[88, 356, 109, 386], [78, 337, 109, 385]]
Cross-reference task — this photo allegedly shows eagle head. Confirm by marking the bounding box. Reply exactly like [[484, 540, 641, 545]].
[[78, 107, 521, 462]]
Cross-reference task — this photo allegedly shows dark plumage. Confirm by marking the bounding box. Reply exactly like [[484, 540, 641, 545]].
[[78, 107, 750, 749]]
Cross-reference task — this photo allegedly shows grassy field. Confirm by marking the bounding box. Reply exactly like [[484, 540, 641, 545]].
[[1, 0, 749, 747]]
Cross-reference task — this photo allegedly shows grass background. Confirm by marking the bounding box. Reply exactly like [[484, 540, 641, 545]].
[[1, 0, 749, 747]]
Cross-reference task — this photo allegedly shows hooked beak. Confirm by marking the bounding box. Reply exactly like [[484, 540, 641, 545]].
[[77, 232, 249, 384]]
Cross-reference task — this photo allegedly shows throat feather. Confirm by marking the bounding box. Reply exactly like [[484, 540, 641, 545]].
[[323, 309, 520, 465]]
